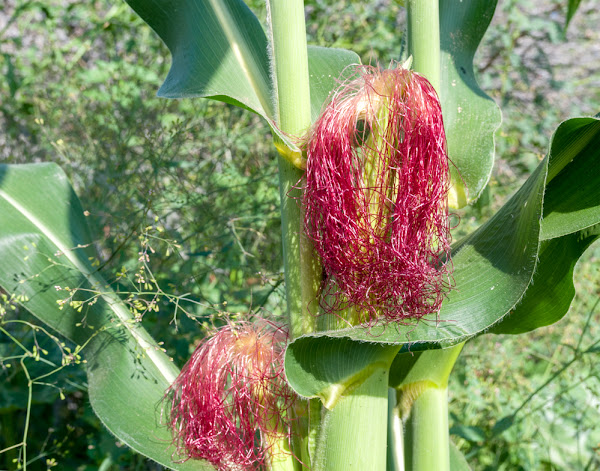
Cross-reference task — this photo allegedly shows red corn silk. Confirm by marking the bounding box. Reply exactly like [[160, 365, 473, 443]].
[[166, 321, 294, 470], [304, 65, 453, 324]]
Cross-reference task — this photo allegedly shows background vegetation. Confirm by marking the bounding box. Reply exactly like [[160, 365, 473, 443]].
[[1, 0, 598, 469]]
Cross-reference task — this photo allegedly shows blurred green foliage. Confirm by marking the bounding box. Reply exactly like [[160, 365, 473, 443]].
[[1, 0, 598, 469]]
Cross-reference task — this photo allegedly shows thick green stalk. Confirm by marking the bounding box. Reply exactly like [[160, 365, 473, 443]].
[[403, 4, 455, 470], [403, 386, 449, 471], [391, 343, 464, 471], [269, 0, 320, 339], [406, 0, 441, 93], [313, 352, 399, 471], [266, 422, 300, 471]]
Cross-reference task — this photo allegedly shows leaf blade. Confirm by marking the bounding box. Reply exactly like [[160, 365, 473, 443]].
[[440, 0, 502, 207], [541, 118, 600, 240], [307, 45, 360, 122], [489, 228, 600, 335], [125, 0, 274, 118], [0, 163, 212, 470], [490, 117, 600, 334]]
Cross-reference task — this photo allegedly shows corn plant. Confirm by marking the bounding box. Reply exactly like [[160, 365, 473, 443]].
[[1, 0, 599, 470]]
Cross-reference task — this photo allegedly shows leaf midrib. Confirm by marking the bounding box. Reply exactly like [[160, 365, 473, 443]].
[[0, 187, 178, 385]]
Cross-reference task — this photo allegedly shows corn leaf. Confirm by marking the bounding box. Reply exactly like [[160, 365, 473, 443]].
[[124, 0, 359, 150], [440, 0, 502, 208], [0, 163, 213, 471]]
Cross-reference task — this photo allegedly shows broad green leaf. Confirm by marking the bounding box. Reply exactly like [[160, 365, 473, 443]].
[[125, 0, 274, 118], [566, 0, 583, 28], [541, 118, 600, 240], [440, 0, 502, 208], [124, 0, 360, 151], [86, 330, 216, 471], [450, 440, 472, 471], [307, 46, 360, 122], [489, 227, 600, 335], [0, 163, 212, 471], [489, 117, 600, 334], [284, 337, 398, 407]]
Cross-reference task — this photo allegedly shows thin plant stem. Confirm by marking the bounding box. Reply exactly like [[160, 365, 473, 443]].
[[20, 357, 32, 471], [268, 0, 321, 340], [402, 4, 455, 470], [268, 1, 321, 469], [511, 336, 600, 420], [387, 388, 405, 471], [407, 0, 441, 93]]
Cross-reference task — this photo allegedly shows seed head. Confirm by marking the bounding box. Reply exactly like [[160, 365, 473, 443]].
[[166, 320, 294, 470], [303, 65, 453, 324]]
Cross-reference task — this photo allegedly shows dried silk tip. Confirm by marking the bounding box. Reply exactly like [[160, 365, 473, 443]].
[[166, 321, 294, 470], [304, 65, 453, 324]]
